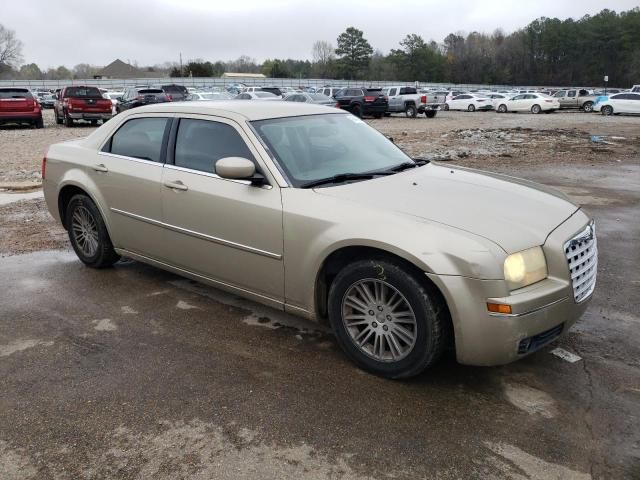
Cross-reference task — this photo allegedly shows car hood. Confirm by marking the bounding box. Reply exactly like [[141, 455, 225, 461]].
[[314, 163, 579, 253]]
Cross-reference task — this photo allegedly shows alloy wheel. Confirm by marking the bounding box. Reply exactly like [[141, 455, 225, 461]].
[[71, 206, 99, 257], [341, 279, 417, 362]]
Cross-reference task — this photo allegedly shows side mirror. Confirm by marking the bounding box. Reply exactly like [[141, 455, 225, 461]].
[[216, 157, 261, 183]]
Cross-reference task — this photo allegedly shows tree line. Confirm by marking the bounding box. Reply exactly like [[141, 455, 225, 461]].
[[1, 8, 639, 86]]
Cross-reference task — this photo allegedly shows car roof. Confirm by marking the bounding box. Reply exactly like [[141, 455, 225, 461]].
[[124, 100, 347, 121]]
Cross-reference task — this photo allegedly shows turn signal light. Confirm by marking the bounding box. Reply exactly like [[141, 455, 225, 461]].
[[487, 303, 513, 314]]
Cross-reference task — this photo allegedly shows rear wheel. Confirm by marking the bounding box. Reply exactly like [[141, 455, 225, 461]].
[[373, 112, 383, 119], [34, 117, 44, 129], [467, 104, 475, 112], [582, 101, 594, 113], [328, 258, 450, 379], [64, 111, 73, 127], [425, 110, 437, 118], [90, 120, 98, 126], [601, 105, 613, 116], [66, 194, 120, 268], [404, 103, 417, 118], [351, 104, 362, 118], [531, 104, 542, 114], [497, 104, 507, 113]]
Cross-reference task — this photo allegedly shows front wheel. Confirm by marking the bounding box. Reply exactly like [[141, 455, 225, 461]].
[[497, 104, 507, 113], [467, 104, 475, 112], [64, 111, 73, 127], [404, 103, 417, 118], [531, 104, 542, 114], [66, 194, 120, 268], [55, 110, 63, 125], [601, 105, 613, 116], [328, 258, 450, 379], [425, 110, 437, 118]]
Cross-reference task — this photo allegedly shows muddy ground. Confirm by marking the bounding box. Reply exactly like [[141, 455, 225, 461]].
[[0, 108, 639, 479]]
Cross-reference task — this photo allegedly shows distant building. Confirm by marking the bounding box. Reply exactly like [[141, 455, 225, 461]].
[[222, 72, 266, 79], [94, 59, 158, 79]]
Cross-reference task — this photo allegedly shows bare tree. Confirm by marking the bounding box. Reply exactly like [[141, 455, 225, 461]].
[[312, 40, 335, 78], [0, 24, 23, 68]]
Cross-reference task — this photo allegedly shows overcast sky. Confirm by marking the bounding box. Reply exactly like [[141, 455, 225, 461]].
[[6, 0, 639, 68]]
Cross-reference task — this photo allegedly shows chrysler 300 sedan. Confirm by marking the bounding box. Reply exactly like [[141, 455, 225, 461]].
[[42, 102, 597, 378]]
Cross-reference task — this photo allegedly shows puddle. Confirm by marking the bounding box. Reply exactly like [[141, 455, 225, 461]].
[[0, 190, 43, 206], [92, 319, 117, 332], [503, 382, 558, 418], [0, 339, 54, 357]]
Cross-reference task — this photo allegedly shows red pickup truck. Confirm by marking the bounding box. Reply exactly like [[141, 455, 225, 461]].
[[0, 87, 44, 128], [54, 86, 113, 127]]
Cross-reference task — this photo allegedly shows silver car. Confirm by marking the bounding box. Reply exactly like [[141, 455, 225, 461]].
[[42, 102, 596, 378], [283, 93, 337, 107]]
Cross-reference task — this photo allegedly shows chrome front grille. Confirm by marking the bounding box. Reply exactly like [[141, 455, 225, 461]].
[[564, 222, 598, 303]]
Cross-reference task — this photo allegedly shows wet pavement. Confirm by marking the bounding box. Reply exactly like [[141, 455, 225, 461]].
[[0, 162, 639, 479]]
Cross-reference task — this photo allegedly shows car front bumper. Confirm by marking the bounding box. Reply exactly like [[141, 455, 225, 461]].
[[427, 210, 594, 366]]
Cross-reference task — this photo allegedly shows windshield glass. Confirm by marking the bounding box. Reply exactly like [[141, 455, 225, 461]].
[[252, 113, 413, 187], [255, 92, 276, 98]]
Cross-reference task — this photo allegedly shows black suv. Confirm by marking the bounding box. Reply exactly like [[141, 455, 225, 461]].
[[334, 88, 388, 118], [116, 87, 170, 113], [259, 86, 283, 97], [151, 84, 189, 102]]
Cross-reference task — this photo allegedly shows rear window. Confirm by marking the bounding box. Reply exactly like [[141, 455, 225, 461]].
[[65, 87, 103, 98], [138, 89, 164, 94], [0, 88, 32, 99], [161, 85, 188, 93]]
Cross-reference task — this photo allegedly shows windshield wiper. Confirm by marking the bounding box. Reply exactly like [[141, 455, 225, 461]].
[[300, 173, 376, 189], [376, 159, 430, 174]]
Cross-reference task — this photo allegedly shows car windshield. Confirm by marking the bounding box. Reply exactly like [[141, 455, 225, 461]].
[[255, 92, 276, 98], [252, 113, 413, 187]]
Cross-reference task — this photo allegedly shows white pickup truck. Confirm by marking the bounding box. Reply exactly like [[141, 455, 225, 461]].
[[382, 86, 440, 118]]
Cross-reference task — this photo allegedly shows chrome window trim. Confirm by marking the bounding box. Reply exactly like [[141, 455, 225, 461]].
[[98, 151, 162, 166], [110, 207, 282, 260]]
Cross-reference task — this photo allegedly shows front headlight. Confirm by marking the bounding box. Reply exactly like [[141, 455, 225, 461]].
[[503, 246, 547, 291]]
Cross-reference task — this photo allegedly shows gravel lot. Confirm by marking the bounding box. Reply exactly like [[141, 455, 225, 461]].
[[0, 107, 639, 479]]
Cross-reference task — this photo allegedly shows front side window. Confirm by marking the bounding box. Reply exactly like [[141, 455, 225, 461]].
[[567, 91, 577, 97], [174, 119, 254, 174], [252, 113, 413, 187], [107, 117, 169, 162], [554, 91, 566, 98]]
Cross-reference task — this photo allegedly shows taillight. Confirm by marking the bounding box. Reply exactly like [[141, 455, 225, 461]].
[[335, 102, 341, 108], [41, 156, 47, 180], [421, 95, 427, 103], [136, 95, 145, 100], [363, 96, 375, 102], [166, 94, 173, 101]]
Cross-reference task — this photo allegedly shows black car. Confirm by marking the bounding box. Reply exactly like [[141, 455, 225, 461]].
[[334, 87, 388, 118], [151, 84, 189, 102], [116, 88, 170, 113]]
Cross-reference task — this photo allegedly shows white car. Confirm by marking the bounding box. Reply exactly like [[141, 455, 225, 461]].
[[187, 91, 235, 101], [446, 94, 493, 112], [235, 92, 281, 101], [594, 92, 640, 115], [496, 93, 560, 114], [103, 91, 124, 115], [484, 93, 512, 109]]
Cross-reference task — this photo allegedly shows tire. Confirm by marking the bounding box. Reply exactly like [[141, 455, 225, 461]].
[[443, 103, 450, 111], [384, 112, 391, 117], [425, 110, 437, 118], [55, 110, 63, 125], [351, 104, 362, 118], [90, 120, 98, 126], [601, 105, 613, 116], [404, 103, 417, 118], [467, 104, 475, 112], [328, 258, 450, 379], [531, 104, 542, 114], [373, 112, 383, 119], [64, 111, 73, 127], [497, 104, 507, 113], [582, 101, 594, 113], [66, 194, 120, 268], [35, 117, 44, 129]]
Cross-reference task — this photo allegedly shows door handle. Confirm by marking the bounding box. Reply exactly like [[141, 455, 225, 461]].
[[93, 164, 108, 173], [164, 180, 188, 191]]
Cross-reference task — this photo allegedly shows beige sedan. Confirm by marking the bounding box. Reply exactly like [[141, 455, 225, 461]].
[[42, 102, 597, 378]]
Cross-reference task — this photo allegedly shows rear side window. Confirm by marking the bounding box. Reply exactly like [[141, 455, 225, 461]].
[[106, 117, 169, 162], [0, 88, 32, 99], [174, 119, 254, 174], [65, 87, 103, 98]]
